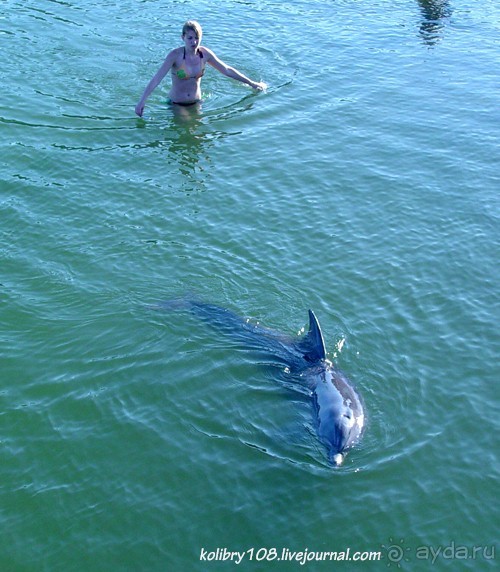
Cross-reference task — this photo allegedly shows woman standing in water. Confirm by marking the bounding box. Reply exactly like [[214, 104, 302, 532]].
[[135, 20, 266, 116]]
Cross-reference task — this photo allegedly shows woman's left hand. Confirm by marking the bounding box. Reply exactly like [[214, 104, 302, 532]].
[[251, 81, 267, 91]]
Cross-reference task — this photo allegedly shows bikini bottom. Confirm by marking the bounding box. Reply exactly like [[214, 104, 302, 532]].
[[168, 99, 201, 106]]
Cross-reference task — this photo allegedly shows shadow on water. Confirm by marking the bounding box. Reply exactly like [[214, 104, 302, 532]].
[[416, 0, 453, 46]]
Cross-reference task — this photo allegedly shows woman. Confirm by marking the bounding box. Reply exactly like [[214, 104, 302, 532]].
[[135, 20, 266, 116]]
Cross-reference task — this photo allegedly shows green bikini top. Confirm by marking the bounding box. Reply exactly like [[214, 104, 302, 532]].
[[175, 48, 205, 80]]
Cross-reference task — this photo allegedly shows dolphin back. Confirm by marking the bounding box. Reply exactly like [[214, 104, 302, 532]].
[[187, 303, 328, 367], [158, 300, 327, 368]]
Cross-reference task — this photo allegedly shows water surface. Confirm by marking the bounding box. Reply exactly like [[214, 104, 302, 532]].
[[1, 0, 498, 570]]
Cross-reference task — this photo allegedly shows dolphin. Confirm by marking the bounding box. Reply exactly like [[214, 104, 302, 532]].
[[160, 300, 365, 466]]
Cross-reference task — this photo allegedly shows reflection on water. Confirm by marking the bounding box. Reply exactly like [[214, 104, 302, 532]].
[[168, 104, 208, 195], [416, 0, 453, 46], [134, 104, 212, 195], [136, 94, 258, 195]]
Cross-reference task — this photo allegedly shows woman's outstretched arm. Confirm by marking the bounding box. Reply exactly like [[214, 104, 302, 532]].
[[203, 47, 266, 91]]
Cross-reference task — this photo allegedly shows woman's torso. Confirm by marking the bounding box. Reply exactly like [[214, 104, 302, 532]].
[[169, 47, 206, 103]]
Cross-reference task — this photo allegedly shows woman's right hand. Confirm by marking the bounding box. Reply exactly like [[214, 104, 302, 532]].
[[135, 101, 145, 117]]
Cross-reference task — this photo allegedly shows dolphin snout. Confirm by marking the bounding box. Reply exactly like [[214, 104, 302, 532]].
[[332, 453, 344, 466]]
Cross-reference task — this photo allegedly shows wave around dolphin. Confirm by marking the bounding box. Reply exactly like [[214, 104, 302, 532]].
[[155, 299, 365, 466]]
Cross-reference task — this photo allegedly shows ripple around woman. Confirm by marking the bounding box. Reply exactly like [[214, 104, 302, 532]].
[[135, 20, 267, 116]]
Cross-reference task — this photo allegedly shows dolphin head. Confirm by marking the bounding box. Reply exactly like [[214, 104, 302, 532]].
[[312, 365, 365, 467], [323, 412, 363, 467]]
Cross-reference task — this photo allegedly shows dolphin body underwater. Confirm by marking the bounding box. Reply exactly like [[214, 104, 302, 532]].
[[160, 300, 365, 466]]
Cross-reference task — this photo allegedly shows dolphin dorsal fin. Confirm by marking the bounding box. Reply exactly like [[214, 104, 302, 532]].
[[300, 310, 326, 362]]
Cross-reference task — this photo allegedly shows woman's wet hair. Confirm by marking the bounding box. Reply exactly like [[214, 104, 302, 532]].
[[182, 20, 203, 42]]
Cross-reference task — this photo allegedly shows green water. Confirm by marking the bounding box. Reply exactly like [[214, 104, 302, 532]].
[[1, 0, 498, 570]]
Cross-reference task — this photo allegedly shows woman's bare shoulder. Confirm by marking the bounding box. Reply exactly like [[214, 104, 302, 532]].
[[199, 46, 216, 59], [163, 46, 183, 66], [170, 46, 184, 58]]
